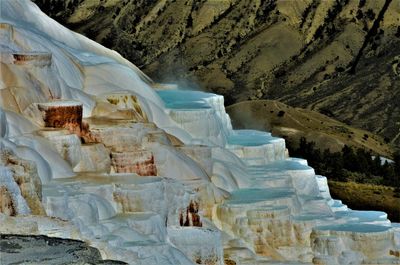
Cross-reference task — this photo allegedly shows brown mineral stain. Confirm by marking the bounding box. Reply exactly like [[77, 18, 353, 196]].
[[111, 151, 157, 176], [390, 249, 400, 258], [224, 259, 236, 265], [0, 186, 16, 216], [180, 200, 202, 227], [13, 53, 52, 66], [38, 104, 83, 136]]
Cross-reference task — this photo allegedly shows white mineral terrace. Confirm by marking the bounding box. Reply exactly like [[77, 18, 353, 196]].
[[37, 100, 83, 107], [0, 1, 399, 265]]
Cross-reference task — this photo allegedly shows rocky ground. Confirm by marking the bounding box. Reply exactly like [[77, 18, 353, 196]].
[[33, 0, 400, 148], [0, 234, 127, 265]]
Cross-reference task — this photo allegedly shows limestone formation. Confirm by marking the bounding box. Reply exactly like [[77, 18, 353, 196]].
[[0, 148, 45, 215], [74, 143, 111, 173], [34, 0, 400, 147], [0, 1, 399, 265], [179, 200, 202, 227], [0, 186, 16, 216], [111, 150, 157, 176], [12, 52, 52, 66], [38, 129, 82, 167], [37, 101, 83, 136]]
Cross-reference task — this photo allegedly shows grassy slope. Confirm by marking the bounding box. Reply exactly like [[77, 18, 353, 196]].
[[33, 0, 400, 148], [226, 100, 395, 157], [329, 180, 400, 222]]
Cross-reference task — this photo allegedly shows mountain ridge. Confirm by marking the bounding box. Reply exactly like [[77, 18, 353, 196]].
[[33, 0, 400, 148], [1, 1, 400, 264]]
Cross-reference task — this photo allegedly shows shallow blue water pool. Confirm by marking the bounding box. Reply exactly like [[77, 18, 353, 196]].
[[227, 130, 274, 146], [315, 223, 391, 233], [157, 90, 215, 110], [227, 188, 294, 204]]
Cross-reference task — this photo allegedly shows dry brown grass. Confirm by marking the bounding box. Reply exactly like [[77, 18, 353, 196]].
[[227, 100, 395, 157], [328, 180, 400, 222]]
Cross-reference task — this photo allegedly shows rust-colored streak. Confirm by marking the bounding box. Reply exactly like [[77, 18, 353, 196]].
[[0, 186, 16, 216], [12, 53, 52, 66], [111, 152, 157, 176], [38, 104, 83, 136], [180, 200, 202, 227], [390, 250, 400, 258]]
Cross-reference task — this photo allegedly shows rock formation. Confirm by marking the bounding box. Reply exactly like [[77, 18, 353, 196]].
[[0, 1, 399, 265], [37, 101, 83, 136], [0, 147, 44, 216], [0, 234, 127, 265]]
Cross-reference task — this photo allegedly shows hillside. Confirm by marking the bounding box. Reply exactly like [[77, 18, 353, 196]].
[[33, 0, 400, 148], [328, 181, 400, 222], [227, 100, 395, 157], [1, 1, 400, 264]]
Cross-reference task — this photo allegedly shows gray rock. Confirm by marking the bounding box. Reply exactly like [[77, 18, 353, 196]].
[[0, 234, 127, 265]]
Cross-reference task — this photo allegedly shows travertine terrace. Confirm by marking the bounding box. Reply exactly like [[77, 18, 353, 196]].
[[0, 1, 399, 265]]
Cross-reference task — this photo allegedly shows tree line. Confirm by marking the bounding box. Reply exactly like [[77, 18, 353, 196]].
[[288, 137, 400, 195]]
